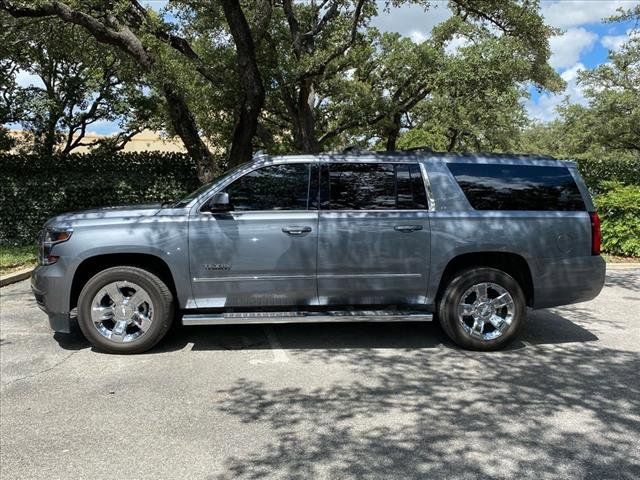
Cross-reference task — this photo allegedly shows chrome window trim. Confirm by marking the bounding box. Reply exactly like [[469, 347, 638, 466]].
[[419, 162, 436, 211], [193, 157, 436, 214], [197, 161, 314, 215], [319, 209, 429, 214], [199, 209, 316, 216]]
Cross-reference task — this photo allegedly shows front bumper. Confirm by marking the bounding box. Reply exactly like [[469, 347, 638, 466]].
[[31, 264, 72, 333]]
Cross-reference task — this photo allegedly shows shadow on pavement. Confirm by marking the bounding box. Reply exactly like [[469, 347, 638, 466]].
[[211, 342, 640, 480], [48, 310, 640, 479], [53, 308, 598, 354]]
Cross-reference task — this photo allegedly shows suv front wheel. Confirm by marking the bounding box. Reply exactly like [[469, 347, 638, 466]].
[[77, 266, 174, 354], [438, 267, 525, 350]]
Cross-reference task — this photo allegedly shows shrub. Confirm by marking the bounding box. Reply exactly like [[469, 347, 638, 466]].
[[574, 157, 640, 192], [594, 182, 640, 257], [0, 152, 201, 244]]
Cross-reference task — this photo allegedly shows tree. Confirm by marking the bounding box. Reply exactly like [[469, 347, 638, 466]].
[[0, 14, 158, 156], [521, 5, 639, 161], [1, 0, 228, 180], [261, 0, 561, 153], [1, 0, 565, 174], [320, 31, 442, 151]]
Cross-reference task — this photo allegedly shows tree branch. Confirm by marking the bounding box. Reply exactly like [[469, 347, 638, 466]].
[[1, 0, 154, 69]]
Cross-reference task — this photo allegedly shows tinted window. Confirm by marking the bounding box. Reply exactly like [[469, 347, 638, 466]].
[[448, 163, 585, 211], [397, 164, 429, 209], [322, 163, 428, 210], [224, 164, 310, 211]]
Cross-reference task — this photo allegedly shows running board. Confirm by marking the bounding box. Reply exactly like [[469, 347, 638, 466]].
[[182, 310, 433, 326]]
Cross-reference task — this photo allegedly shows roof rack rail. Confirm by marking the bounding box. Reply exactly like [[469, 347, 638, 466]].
[[400, 145, 435, 152], [342, 145, 373, 154]]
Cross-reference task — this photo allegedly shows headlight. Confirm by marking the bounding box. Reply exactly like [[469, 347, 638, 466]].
[[39, 227, 73, 265]]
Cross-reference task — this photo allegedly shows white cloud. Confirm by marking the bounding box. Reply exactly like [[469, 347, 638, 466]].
[[601, 29, 639, 51], [525, 63, 588, 121], [409, 30, 428, 44], [540, 0, 639, 28], [15, 69, 44, 88], [549, 27, 597, 69], [444, 35, 471, 55], [371, 0, 451, 39]]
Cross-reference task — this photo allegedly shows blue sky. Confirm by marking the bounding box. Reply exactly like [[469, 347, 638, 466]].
[[10, 0, 640, 134]]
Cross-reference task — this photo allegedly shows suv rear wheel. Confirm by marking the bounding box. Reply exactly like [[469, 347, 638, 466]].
[[77, 266, 174, 354], [438, 267, 525, 350]]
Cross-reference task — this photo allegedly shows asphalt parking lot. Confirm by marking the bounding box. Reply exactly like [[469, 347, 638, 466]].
[[1, 270, 639, 480]]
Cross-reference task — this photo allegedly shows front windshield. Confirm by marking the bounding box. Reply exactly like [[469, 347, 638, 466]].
[[172, 161, 251, 208]]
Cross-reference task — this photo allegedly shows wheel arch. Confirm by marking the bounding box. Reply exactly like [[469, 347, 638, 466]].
[[435, 252, 534, 307], [70, 253, 178, 312]]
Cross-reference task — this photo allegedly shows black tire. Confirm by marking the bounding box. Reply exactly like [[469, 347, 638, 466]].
[[77, 266, 174, 354], [437, 267, 525, 351]]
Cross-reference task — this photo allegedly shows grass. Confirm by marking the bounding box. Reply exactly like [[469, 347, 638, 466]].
[[0, 244, 37, 275]]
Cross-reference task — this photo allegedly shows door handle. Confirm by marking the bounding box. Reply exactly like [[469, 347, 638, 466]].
[[282, 225, 312, 236], [394, 224, 423, 232]]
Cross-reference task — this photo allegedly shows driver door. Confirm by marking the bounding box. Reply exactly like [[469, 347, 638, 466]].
[[188, 163, 318, 308]]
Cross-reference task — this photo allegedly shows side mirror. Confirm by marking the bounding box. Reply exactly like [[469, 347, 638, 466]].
[[206, 192, 232, 212]]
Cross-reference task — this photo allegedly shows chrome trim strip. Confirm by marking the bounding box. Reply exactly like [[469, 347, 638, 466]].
[[317, 273, 422, 279], [194, 273, 421, 282], [419, 162, 436, 211], [193, 274, 315, 283], [183, 311, 433, 326]]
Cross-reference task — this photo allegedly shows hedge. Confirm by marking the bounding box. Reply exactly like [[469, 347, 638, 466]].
[[594, 183, 640, 257], [2, 153, 639, 257], [1, 152, 200, 243], [574, 157, 640, 192]]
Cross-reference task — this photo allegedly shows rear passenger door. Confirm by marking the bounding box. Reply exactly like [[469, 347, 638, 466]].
[[316, 162, 431, 306]]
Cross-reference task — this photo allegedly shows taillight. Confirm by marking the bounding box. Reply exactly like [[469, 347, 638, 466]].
[[589, 212, 601, 256]]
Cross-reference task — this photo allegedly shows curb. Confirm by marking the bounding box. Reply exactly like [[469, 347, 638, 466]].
[[606, 263, 640, 270], [0, 267, 34, 287]]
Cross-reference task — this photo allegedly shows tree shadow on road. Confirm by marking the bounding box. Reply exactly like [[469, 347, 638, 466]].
[[209, 332, 639, 479], [48, 308, 640, 479]]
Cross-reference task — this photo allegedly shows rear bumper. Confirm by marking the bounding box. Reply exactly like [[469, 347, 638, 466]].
[[31, 264, 72, 333], [532, 255, 606, 309]]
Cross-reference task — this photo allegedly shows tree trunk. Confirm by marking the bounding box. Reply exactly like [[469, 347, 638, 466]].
[[447, 128, 460, 152], [385, 112, 402, 151], [296, 79, 320, 153], [161, 84, 214, 183], [220, 0, 265, 167], [39, 116, 58, 157]]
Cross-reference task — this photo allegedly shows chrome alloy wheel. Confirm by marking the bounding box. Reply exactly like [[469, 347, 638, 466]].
[[90, 281, 154, 344], [457, 282, 515, 341]]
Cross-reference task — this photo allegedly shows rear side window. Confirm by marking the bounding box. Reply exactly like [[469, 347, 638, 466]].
[[447, 163, 585, 211], [322, 163, 428, 210]]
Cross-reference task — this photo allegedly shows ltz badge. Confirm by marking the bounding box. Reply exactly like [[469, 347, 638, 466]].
[[203, 263, 231, 271]]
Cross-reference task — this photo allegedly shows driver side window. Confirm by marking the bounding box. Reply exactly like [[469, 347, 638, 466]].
[[224, 163, 311, 211]]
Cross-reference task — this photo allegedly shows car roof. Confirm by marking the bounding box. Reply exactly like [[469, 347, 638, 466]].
[[264, 151, 575, 167]]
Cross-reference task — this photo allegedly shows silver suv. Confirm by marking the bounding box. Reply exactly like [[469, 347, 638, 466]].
[[31, 152, 605, 353]]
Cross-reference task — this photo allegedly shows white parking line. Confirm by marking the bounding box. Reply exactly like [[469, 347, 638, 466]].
[[249, 326, 289, 364]]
